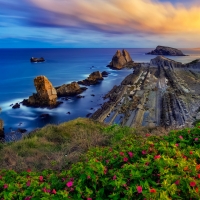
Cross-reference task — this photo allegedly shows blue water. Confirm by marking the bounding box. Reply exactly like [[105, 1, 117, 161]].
[[0, 48, 200, 141]]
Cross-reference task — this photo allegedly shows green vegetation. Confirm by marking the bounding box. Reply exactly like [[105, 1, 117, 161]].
[[0, 118, 200, 199]]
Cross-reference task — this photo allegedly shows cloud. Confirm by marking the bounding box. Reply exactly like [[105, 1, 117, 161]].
[[27, 0, 200, 36]]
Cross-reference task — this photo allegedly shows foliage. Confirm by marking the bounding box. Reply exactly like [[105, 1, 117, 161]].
[[1, 122, 200, 199]]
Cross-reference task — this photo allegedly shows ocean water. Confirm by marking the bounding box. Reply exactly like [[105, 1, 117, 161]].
[[0, 48, 200, 141]]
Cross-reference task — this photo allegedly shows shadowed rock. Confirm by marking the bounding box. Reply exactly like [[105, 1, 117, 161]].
[[0, 119, 4, 139], [147, 46, 186, 56], [78, 71, 103, 86], [56, 82, 87, 97], [30, 57, 45, 62]]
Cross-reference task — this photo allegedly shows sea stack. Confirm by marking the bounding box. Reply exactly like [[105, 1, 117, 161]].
[[146, 46, 186, 56], [0, 119, 4, 139], [109, 49, 133, 69], [23, 76, 58, 108]]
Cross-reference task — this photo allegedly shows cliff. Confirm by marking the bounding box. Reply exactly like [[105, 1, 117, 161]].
[[147, 46, 186, 56]]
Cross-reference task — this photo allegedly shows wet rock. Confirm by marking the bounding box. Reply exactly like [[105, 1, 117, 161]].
[[78, 71, 103, 86], [67, 112, 71, 114], [91, 94, 95, 97], [30, 57, 45, 62], [40, 114, 50, 119], [102, 71, 110, 77], [22, 76, 59, 108], [12, 103, 20, 109], [108, 49, 133, 69], [10, 104, 13, 106], [56, 82, 87, 97], [147, 46, 186, 56], [86, 113, 92, 117], [76, 95, 85, 98], [17, 128, 27, 133]]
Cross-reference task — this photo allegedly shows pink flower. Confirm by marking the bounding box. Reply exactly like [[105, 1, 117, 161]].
[[195, 138, 199, 141], [145, 162, 149, 166], [179, 136, 183, 140], [52, 189, 56, 194], [142, 150, 147, 155], [3, 184, 8, 189], [39, 176, 43, 182], [137, 186, 142, 193], [120, 152, 124, 156], [87, 198, 92, 200], [25, 197, 32, 200], [43, 188, 47, 193], [123, 157, 128, 162], [175, 143, 179, 147], [190, 151, 193, 155], [154, 155, 161, 160], [145, 133, 150, 137], [175, 180, 180, 185], [66, 181, 73, 188], [113, 175, 117, 180], [106, 160, 109, 163], [27, 169, 31, 173], [128, 152, 133, 158], [26, 180, 31, 187], [190, 182, 196, 187], [87, 176, 91, 179]]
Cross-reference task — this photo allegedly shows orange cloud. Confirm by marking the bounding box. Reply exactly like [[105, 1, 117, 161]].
[[29, 0, 200, 35]]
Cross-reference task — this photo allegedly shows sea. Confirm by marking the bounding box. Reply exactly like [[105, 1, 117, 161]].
[[0, 48, 200, 141]]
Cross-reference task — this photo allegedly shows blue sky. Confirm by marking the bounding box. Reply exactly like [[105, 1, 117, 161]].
[[0, 0, 200, 48]]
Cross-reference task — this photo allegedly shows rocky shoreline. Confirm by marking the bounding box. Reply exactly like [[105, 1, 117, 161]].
[[90, 55, 200, 129]]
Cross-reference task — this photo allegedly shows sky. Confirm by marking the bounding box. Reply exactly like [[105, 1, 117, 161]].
[[0, 0, 200, 48]]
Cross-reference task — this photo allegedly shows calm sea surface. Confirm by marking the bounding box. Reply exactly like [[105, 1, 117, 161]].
[[0, 48, 200, 141]]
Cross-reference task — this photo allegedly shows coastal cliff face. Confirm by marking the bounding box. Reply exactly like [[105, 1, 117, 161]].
[[150, 56, 183, 70], [0, 119, 4, 138], [109, 49, 133, 69], [147, 46, 186, 56], [185, 59, 200, 68], [78, 71, 103, 86], [23, 76, 58, 107], [56, 82, 87, 97]]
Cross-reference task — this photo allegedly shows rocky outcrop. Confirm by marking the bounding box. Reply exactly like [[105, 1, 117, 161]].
[[30, 57, 45, 63], [56, 82, 87, 97], [185, 59, 200, 68], [102, 71, 110, 77], [78, 71, 103, 86], [0, 119, 4, 139], [23, 76, 60, 108], [147, 46, 186, 56], [150, 56, 183, 70], [12, 103, 20, 109], [108, 49, 133, 69]]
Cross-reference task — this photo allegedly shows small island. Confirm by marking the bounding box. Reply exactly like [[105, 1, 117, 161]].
[[146, 46, 186, 56], [30, 57, 45, 63]]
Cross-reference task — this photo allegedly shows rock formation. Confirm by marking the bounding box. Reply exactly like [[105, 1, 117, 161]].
[[56, 82, 87, 97], [147, 46, 186, 56], [0, 119, 4, 139], [150, 56, 183, 70], [30, 57, 45, 63], [12, 103, 20, 109], [78, 71, 103, 86], [185, 59, 200, 68], [108, 49, 133, 69], [23, 76, 59, 108]]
